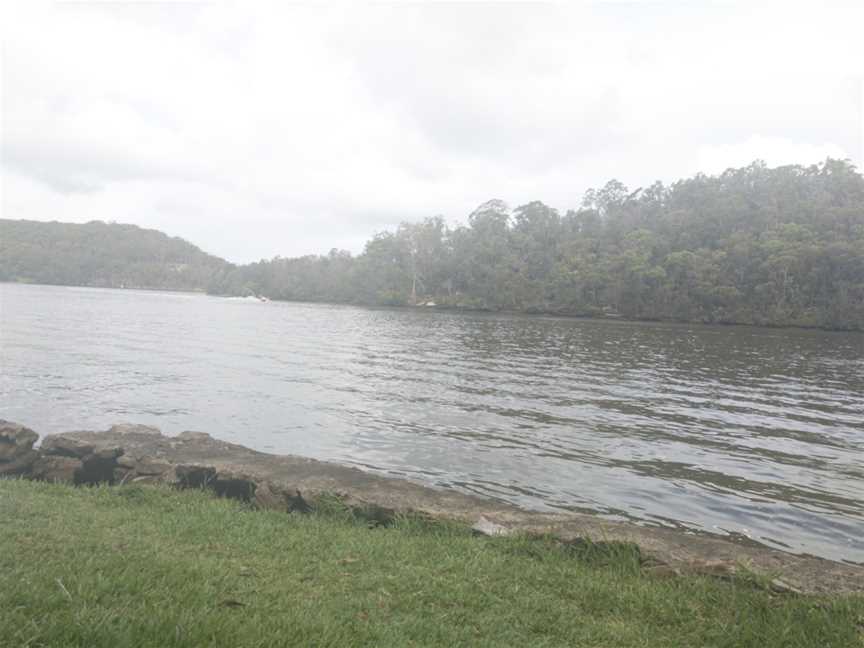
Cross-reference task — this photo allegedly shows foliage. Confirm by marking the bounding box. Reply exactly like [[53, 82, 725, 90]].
[[209, 159, 864, 330], [0, 219, 230, 292], [3, 159, 863, 329], [2, 479, 863, 647]]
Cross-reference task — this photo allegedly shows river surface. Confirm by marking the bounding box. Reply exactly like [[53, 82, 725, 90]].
[[1, 283, 862, 562]]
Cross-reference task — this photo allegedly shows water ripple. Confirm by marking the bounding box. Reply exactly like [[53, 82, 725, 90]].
[[1, 283, 863, 562]]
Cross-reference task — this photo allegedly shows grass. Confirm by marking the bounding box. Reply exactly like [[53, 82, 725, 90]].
[[1, 479, 862, 647]]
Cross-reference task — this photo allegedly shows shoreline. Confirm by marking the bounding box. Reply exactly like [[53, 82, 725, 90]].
[[3, 280, 861, 333], [2, 420, 863, 594]]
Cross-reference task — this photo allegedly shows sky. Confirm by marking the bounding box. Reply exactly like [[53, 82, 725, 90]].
[[2, 2, 863, 263]]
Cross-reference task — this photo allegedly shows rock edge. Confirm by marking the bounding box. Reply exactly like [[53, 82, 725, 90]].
[[2, 420, 863, 595]]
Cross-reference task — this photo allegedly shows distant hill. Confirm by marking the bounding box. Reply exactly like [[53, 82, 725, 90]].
[[0, 219, 232, 292], [3, 159, 863, 330]]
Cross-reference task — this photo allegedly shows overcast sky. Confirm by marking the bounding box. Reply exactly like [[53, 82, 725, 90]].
[[2, 2, 862, 263]]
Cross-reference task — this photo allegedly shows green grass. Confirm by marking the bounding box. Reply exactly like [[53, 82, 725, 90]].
[[1, 479, 862, 647]]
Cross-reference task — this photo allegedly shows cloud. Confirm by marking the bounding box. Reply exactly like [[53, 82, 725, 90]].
[[2, 2, 862, 262], [696, 136, 849, 177]]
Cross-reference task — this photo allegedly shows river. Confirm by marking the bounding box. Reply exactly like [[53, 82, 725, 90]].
[[1, 282, 862, 562]]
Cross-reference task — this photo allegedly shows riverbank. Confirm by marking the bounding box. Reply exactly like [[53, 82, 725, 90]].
[[3, 421, 864, 594], [2, 479, 863, 647], [4, 280, 862, 332]]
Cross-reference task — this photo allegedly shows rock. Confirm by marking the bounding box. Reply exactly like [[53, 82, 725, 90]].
[[132, 458, 173, 476], [644, 564, 681, 579], [93, 446, 124, 460], [30, 456, 83, 483], [686, 559, 739, 578], [253, 481, 287, 511], [107, 423, 161, 436], [285, 489, 312, 513], [116, 455, 138, 469], [37, 435, 123, 484], [177, 431, 213, 442], [0, 421, 39, 462], [212, 471, 257, 501], [0, 450, 38, 476], [40, 435, 96, 458], [770, 578, 803, 595], [472, 515, 512, 537], [175, 464, 217, 488]]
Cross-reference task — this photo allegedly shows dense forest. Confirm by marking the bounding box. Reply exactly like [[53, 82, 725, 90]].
[[0, 219, 229, 292], [211, 160, 864, 330], [2, 160, 863, 330]]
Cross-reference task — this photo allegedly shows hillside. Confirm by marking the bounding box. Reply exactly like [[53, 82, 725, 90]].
[[0, 219, 231, 292], [211, 160, 864, 331], [3, 160, 863, 330]]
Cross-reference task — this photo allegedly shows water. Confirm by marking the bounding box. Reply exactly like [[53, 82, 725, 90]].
[[1, 283, 862, 562]]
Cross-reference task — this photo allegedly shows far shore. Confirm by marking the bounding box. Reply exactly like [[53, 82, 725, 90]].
[[3, 280, 861, 334]]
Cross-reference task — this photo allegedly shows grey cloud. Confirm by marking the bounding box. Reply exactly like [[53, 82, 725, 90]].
[[2, 2, 862, 263]]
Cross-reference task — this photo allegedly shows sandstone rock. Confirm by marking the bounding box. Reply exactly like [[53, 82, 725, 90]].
[[644, 564, 681, 579], [93, 446, 124, 460], [0, 450, 38, 476], [770, 578, 803, 595], [80, 454, 122, 484], [30, 456, 82, 483], [116, 455, 138, 469], [0, 421, 39, 462], [177, 431, 213, 442], [212, 471, 257, 501], [40, 435, 96, 458], [38, 435, 123, 484], [113, 467, 132, 483], [132, 458, 173, 476], [285, 489, 312, 513], [253, 481, 287, 511], [472, 515, 513, 537], [686, 559, 739, 578], [107, 423, 161, 436], [175, 464, 216, 488]]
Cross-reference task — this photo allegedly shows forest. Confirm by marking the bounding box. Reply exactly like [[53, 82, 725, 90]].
[[0, 219, 229, 292], [3, 160, 863, 330], [210, 160, 864, 330]]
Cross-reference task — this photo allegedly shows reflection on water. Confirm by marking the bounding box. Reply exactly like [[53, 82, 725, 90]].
[[1, 283, 863, 562]]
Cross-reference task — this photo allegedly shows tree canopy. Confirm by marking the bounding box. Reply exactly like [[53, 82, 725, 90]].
[[3, 159, 863, 330], [211, 160, 864, 330], [0, 219, 230, 292]]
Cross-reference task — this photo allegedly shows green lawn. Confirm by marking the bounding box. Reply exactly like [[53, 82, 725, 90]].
[[1, 479, 862, 648]]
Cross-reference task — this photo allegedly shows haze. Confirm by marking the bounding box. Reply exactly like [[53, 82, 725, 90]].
[[2, 2, 862, 263]]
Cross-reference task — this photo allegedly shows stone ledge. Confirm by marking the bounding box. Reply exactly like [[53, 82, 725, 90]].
[[2, 420, 863, 595]]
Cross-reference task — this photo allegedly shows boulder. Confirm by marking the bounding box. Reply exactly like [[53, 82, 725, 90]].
[[471, 515, 513, 537], [40, 435, 96, 458], [38, 434, 124, 484], [176, 431, 213, 443], [0, 450, 38, 476], [107, 423, 161, 436], [30, 456, 83, 484], [0, 421, 38, 462], [131, 458, 173, 476], [254, 481, 288, 511]]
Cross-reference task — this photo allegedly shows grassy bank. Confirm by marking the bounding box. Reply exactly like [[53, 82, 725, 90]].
[[1, 480, 862, 647]]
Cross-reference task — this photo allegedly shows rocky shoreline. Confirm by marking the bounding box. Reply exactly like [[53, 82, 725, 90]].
[[2, 419, 863, 594]]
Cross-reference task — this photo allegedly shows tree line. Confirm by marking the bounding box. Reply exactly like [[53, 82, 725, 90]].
[[0, 219, 229, 292], [2, 159, 863, 330], [208, 159, 864, 330]]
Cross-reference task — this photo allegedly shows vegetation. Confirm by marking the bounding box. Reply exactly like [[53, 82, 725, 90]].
[[3, 159, 863, 329], [0, 219, 229, 292], [212, 159, 864, 330], [1, 479, 863, 648]]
